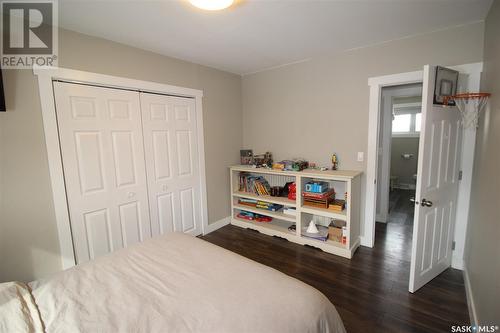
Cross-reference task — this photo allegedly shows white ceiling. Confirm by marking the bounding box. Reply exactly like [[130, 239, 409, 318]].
[[59, 0, 493, 75]]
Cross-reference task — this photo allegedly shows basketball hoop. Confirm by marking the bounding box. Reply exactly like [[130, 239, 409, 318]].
[[443, 93, 491, 129]]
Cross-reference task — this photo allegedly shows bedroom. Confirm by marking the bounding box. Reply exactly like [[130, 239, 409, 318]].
[[0, 0, 499, 332]]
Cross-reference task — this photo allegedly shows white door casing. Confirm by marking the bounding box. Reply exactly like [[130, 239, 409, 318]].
[[409, 65, 462, 293], [140, 93, 203, 236], [54, 82, 152, 263]]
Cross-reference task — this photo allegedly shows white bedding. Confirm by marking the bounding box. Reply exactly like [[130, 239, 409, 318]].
[[0, 282, 44, 333], [10, 233, 345, 332]]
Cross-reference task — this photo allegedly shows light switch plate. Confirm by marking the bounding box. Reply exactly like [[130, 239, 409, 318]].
[[357, 152, 364, 162]]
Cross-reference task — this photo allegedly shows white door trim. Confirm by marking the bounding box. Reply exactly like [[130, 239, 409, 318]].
[[364, 63, 482, 258], [33, 66, 208, 269]]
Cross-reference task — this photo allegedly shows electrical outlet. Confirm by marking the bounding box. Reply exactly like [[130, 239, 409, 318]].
[[357, 152, 364, 162]]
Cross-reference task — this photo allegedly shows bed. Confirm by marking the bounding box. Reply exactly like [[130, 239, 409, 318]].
[[1, 233, 345, 333]]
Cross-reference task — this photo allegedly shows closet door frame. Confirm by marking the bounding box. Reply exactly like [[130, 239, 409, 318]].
[[34, 66, 208, 269]]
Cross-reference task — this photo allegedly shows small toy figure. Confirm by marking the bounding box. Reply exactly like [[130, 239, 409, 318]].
[[331, 153, 339, 170]]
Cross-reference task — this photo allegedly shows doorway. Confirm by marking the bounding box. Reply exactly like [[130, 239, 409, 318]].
[[375, 84, 422, 261], [365, 64, 482, 293]]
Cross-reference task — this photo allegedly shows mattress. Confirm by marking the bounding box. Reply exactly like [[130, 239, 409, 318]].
[[3, 233, 345, 332]]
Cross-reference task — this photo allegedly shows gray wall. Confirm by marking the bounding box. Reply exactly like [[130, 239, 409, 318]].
[[242, 22, 484, 238], [0, 28, 242, 283], [464, 0, 500, 325], [390, 137, 419, 186]]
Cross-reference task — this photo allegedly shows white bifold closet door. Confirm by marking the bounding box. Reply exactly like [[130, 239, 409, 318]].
[[140, 93, 202, 236], [54, 82, 203, 264], [54, 82, 151, 263]]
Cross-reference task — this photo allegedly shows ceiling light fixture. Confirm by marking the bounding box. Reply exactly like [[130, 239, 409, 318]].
[[189, 0, 234, 11]]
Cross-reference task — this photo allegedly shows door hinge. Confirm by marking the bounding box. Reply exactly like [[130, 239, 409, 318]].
[[458, 171, 463, 181], [452, 241, 456, 250]]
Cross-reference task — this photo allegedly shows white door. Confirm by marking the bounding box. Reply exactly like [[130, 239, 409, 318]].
[[409, 65, 462, 292], [140, 93, 202, 236], [54, 82, 151, 263]]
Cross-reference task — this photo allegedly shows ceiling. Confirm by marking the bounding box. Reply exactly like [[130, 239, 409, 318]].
[[58, 0, 493, 75]]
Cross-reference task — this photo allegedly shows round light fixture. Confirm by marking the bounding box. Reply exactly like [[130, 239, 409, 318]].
[[189, 0, 234, 11]]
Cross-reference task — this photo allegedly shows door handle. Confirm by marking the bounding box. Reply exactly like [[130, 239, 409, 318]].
[[127, 192, 136, 198], [410, 197, 419, 205], [421, 198, 433, 207]]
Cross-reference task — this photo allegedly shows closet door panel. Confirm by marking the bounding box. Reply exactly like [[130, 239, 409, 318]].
[[54, 82, 151, 263], [141, 93, 202, 236]]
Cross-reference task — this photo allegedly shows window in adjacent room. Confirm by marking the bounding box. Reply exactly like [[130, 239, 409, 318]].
[[392, 103, 422, 137]]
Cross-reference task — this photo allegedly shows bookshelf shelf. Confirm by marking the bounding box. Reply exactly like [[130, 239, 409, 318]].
[[229, 165, 362, 259], [233, 204, 297, 223], [301, 206, 347, 221], [300, 235, 347, 250], [233, 191, 297, 207], [232, 216, 294, 235]]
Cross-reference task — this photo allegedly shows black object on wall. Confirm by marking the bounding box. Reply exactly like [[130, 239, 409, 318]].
[[0, 67, 5, 112]]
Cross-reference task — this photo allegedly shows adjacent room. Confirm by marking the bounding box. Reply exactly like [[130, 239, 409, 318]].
[[1, 0, 499, 332]]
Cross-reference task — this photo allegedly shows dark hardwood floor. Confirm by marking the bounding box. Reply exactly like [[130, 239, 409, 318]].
[[201, 189, 469, 333]]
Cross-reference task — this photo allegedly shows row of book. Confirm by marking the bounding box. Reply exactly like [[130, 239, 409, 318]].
[[238, 198, 284, 212], [256, 201, 284, 212], [238, 173, 272, 196]]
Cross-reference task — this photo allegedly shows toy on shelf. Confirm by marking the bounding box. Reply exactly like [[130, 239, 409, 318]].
[[305, 181, 329, 193], [287, 182, 297, 200], [331, 153, 339, 170], [272, 162, 285, 170], [253, 152, 273, 168], [273, 159, 309, 172], [236, 210, 272, 223], [240, 150, 253, 165], [342, 227, 347, 245]]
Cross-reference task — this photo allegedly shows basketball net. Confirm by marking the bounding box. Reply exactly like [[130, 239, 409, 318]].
[[444, 93, 491, 129]]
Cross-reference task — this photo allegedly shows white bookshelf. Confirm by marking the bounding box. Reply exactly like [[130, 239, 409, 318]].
[[229, 165, 362, 259]]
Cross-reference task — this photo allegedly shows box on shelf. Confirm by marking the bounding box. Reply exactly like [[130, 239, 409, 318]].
[[305, 181, 329, 193], [328, 226, 342, 243], [328, 219, 346, 243], [328, 199, 346, 211], [303, 190, 335, 209]]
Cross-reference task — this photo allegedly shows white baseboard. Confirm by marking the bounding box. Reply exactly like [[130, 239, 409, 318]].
[[204, 216, 231, 234], [463, 261, 478, 327], [375, 214, 387, 223], [452, 255, 464, 270], [359, 235, 373, 248]]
